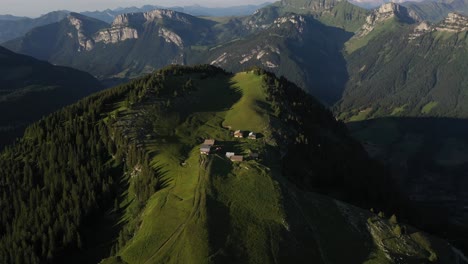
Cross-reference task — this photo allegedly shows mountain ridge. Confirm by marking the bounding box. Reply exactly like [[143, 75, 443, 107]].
[[0, 65, 462, 263], [0, 46, 103, 148]]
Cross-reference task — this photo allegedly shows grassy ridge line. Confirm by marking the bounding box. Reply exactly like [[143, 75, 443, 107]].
[[114, 71, 285, 263]]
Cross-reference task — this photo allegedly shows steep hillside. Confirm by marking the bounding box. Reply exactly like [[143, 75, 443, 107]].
[[0, 65, 460, 263], [0, 11, 69, 43], [275, 0, 370, 31], [404, 0, 468, 22], [348, 117, 468, 254], [207, 14, 352, 105], [337, 11, 468, 120], [0, 46, 103, 148]]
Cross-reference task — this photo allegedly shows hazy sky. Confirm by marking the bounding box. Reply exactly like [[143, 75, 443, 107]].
[[0, 0, 270, 17]]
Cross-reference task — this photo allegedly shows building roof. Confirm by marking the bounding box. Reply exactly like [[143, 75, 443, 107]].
[[230, 155, 244, 162], [200, 144, 211, 152], [204, 139, 215, 146]]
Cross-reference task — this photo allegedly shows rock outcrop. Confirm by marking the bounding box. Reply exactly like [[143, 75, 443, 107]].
[[435, 12, 468, 32], [274, 15, 307, 33], [356, 3, 419, 37], [66, 9, 194, 49], [68, 15, 95, 51], [408, 21, 432, 40], [94, 27, 139, 44]]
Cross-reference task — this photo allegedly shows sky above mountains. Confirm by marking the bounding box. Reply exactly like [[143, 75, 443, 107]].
[[0, 0, 270, 17]]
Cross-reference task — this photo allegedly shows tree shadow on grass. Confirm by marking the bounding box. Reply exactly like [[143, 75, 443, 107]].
[[204, 155, 248, 263], [174, 75, 243, 121]]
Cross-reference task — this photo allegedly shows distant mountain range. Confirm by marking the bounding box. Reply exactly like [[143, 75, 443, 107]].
[[0, 3, 271, 43], [0, 46, 103, 147], [2, 1, 369, 105], [0, 11, 68, 43], [3, 0, 468, 108], [81, 3, 272, 23]]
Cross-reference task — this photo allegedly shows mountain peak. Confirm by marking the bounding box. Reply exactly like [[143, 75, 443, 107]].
[[65, 13, 108, 52], [376, 3, 420, 22], [356, 2, 419, 38], [435, 12, 468, 32], [111, 9, 193, 28]]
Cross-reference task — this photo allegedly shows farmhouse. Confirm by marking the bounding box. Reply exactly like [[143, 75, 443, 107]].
[[200, 144, 211, 155], [230, 155, 244, 162], [248, 132, 257, 139], [234, 130, 243, 138]]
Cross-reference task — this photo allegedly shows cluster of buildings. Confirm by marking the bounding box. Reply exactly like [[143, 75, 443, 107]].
[[234, 130, 257, 140], [199, 130, 260, 162]]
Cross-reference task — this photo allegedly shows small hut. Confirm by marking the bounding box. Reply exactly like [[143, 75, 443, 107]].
[[204, 139, 215, 146], [234, 130, 243, 138], [230, 155, 244, 162], [200, 144, 211, 155]]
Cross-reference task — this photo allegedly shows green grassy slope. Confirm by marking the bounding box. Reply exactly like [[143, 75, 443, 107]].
[[99, 69, 458, 264], [223, 72, 269, 132]]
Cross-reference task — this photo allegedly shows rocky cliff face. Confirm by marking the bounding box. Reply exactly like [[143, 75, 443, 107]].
[[356, 3, 419, 37], [66, 9, 193, 49], [274, 14, 307, 33], [158, 28, 183, 47], [435, 12, 468, 32], [68, 15, 95, 51], [94, 27, 139, 44], [111, 12, 146, 28]]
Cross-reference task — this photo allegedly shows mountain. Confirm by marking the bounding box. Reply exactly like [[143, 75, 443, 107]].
[[81, 3, 272, 24], [0, 65, 462, 263], [260, 0, 370, 32], [3, 11, 226, 80], [207, 14, 352, 105], [0, 46, 103, 148], [337, 10, 468, 120], [0, 14, 28, 21], [0, 11, 69, 43], [3, 7, 363, 104], [404, 0, 468, 22]]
